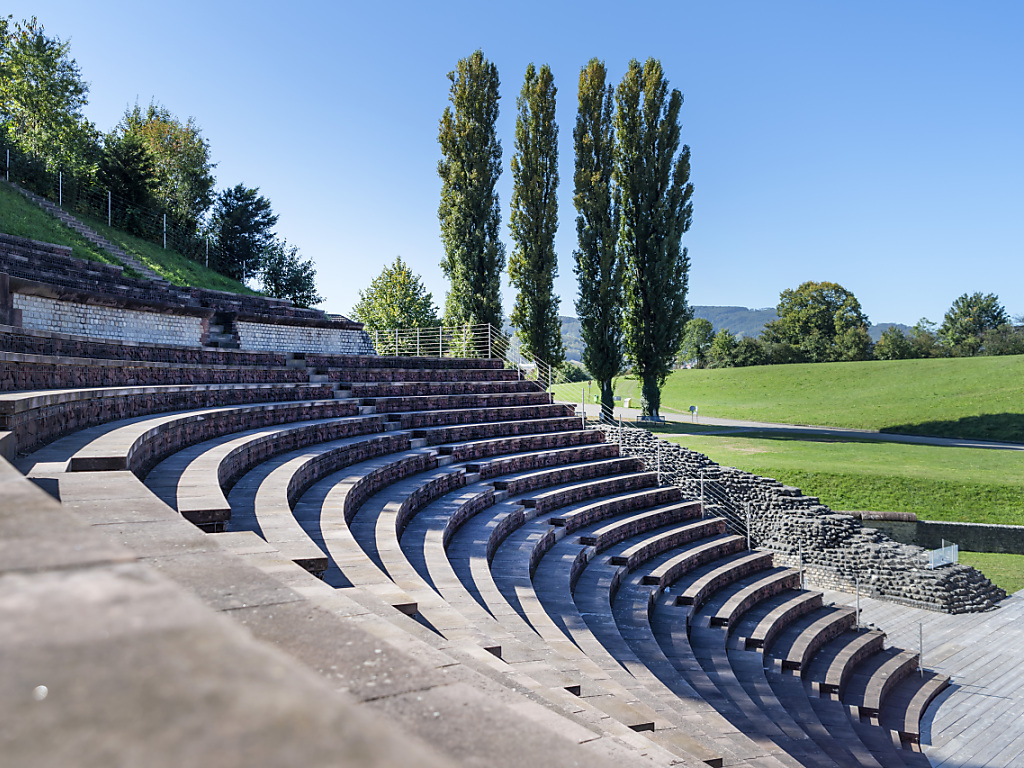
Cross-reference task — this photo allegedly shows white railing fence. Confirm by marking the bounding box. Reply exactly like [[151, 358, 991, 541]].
[[926, 539, 959, 569]]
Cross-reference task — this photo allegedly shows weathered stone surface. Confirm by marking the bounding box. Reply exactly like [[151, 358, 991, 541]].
[[598, 425, 1006, 613]]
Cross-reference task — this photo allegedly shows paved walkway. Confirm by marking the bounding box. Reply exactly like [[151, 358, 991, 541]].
[[826, 589, 1024, 768], [564, 400, 1024, 451]]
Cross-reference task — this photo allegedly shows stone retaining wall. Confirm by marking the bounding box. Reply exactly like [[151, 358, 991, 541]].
[[236, 320, 374, 355], [14, 293, 204, 346], [857, 515, 1024, 555], [599, 426, 1005, 614]]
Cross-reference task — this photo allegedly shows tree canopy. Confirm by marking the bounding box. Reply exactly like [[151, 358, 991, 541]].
[[259, 238, 321, 308], [118, 102, 216, 236], [209, 184, 278, 282], [437, 50, 504, 331], [938, 292, 1009, 356], [0, 17, 97, 176], [762, 280, 871, 362], [679, 318, 714, 368], [351, 256, 439, 332], [573, 58, 622, 416], [615, 58, 693, 417], [509, 62, 563, 366]]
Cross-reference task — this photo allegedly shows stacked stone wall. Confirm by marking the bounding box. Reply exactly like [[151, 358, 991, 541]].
[[235, 320, 375, 355], [13, 294, 203, 346], [599, 425, 1005, 614]]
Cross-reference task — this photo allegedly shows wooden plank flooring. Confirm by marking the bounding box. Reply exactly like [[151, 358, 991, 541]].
[[824, 588, 1024, 767]]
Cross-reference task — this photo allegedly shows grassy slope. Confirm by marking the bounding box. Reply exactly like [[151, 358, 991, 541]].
[[659, 429, 1024, 526], [72, 209, 258, 294], [614, 356, 1024, 442], [0, 182, 123, 267], [0, 181, 257, 294]]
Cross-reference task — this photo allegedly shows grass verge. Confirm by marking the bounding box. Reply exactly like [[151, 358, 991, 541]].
[[614, 356, 1024, 442], [0, 182, 122, 267], [656, 430, 1024, 526], [958, 552, 1024, 594]]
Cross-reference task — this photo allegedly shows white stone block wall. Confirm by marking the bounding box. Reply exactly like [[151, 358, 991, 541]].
[[13, 294, 203, 346], [236, 321, 375, 355]]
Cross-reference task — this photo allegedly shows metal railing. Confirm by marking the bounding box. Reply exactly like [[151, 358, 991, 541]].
[[925, 540, 959, 569]]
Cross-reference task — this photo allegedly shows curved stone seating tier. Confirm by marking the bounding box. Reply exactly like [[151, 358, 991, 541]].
[[730, 590, 824, 652], [538, 476, 676, 521], [307, 353, 503, 371], [391, 402, 573, 430], [0, 324, 289, 366], [842, 648, 919, 721], [0, 351, 307, 392], [443, 427, 604, 463], [328, 366, 523, 383], [495, 457, 643, 496], [805, 630, 887, 697], [642, 534, 747, 588], [49, 398, 355, 477], [879, 671, 950, 745], [767, 606, 859, 672], [362, 390, 554, 413], [416, 415, 585, 446], [707, 567, 802, 629], [470, 439, 617, 478], [144, 416, 389, 528], [239, 436, 419, 578], [1, 382, 337, 456], [583, 501, 704, 551], [345, 379, 538, 397]]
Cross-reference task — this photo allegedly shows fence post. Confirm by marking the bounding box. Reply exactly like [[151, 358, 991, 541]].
[[5, 149, 8, 182], [163, 213, 167, 249], [657, 441, 661, 485], [488, 324, 492, 359], [59, 172, 62, 206], [439, 326, 443, 357], [416, 327, 421, 357], [745, 503, 751, 550], [581, 386, 586, 430], [394, 328, 398, 356], [855, 575, 860, 629], [374, 329, 379, 352], [108, 190, 111, 227], [206, 238, 209, 268], [700, 470, 705, 517]]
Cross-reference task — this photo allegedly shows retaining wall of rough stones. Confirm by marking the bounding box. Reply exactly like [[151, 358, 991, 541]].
[[14, 293, 204, 346], [858, 516, 1024, 555], [598, 425, 1005, 614], [236, 320, 375, 355]]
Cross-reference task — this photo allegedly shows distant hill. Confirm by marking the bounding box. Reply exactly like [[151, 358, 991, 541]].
[[555, 309, 911, 361]]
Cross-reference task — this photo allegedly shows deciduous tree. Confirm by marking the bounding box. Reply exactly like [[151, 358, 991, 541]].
[[873, 326, 914, 360], [573, 58, 622, 417], [437, 50, 504, 332], [615, 58, 693, 417], [679, 318, 714, 368], [762, 281, 869, 362], [98, 130, 159, 236], [120, 101, 216, 237], [0, 17, 98, 177], [260, 238, 321, 308], [351, 256, 439, 331], [707, 328, 737, 368], [509, 63, 563, 365], [938, 292, 1009, 356]]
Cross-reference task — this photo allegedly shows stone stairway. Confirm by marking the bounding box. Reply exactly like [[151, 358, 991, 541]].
[[12, 183, 168, 282]]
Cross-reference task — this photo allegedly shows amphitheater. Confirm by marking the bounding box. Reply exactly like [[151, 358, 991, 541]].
[[2, 219, 1023, 768]]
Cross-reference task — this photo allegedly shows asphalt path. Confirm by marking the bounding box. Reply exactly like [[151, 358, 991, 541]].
[[566, 401, 1024, 451]]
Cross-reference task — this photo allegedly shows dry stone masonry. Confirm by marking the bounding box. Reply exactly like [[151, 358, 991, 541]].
[[598, 425, 1006, 613]]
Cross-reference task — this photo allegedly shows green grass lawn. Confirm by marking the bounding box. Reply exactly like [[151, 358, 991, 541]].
[[958, 552, 1024, 594], [73, 210, 259, 294], [657, 430, 1024, 526], [614, 357, 1024, 442], [0, 181, 123, 267]]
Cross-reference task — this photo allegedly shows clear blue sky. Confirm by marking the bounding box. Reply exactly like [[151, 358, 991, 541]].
[[11, 1, 1024, 326]]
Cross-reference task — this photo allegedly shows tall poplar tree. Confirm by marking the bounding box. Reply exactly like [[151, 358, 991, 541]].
[[573, 58, 621, 416], [509, 63, 563, 365], [615, 58, 693, 418], [437, 50, 504, 333]]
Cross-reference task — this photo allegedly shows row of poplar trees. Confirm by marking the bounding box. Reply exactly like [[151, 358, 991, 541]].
[[437, 51, 693, 418]]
